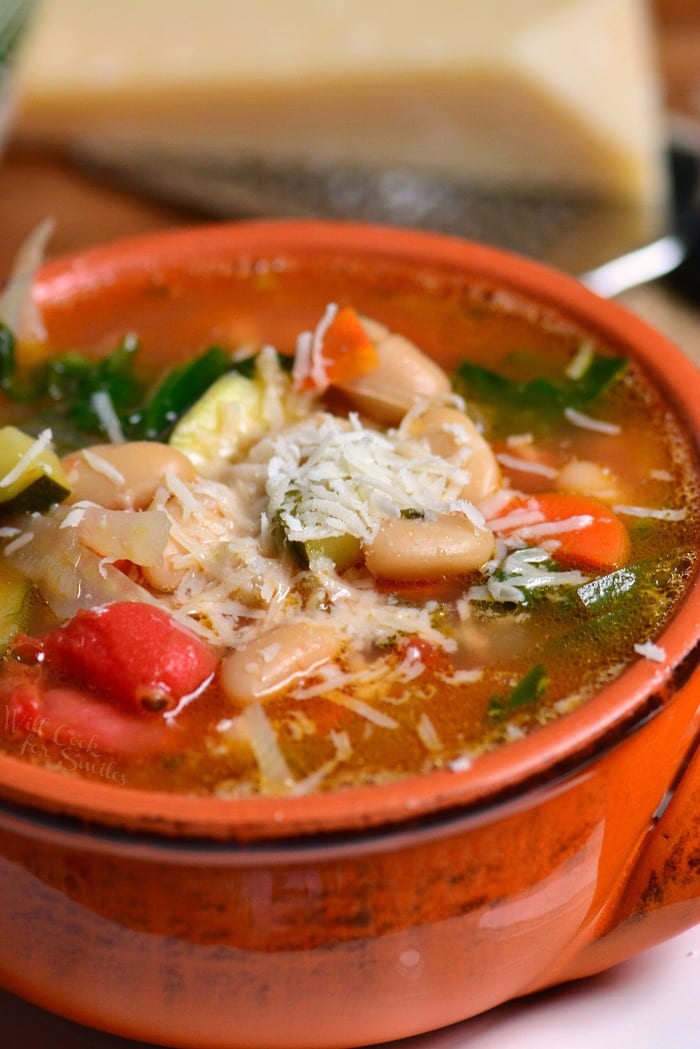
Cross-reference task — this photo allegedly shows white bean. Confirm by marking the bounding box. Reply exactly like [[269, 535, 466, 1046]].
[[62, 442, 196, 510], [220, 621, 343, 706], [334, 318, 451, 425], [557, 459, 621, 503], [410, 405, 500, 501], [365, 511, 494, 581], [141, 534, 187, 592]]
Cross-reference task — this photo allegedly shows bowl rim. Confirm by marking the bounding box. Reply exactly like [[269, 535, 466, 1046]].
[[1, 217, 699, 842]]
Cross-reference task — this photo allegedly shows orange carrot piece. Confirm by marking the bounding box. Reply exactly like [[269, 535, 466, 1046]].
[[494, 492, 630, 572], [322, 307, 379, 385]]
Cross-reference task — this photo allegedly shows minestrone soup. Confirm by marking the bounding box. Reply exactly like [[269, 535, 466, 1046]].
[[0, 268, 697, 796]]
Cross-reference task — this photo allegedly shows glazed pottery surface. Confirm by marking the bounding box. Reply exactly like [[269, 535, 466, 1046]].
[[0, 221, 698, 1048]]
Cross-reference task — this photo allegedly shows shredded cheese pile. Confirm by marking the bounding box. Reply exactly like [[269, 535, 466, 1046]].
[[266, 410, 482, 546]]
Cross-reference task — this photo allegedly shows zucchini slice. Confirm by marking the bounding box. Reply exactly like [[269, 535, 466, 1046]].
[[0, 426, 71, 514], [169, 372, 268, 469]]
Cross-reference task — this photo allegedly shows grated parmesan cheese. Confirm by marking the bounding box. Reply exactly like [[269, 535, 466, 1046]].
[[564, 342, 595, 381], [416, 713, 442, 753], [563, 407, 621, 434], [613, 504, 687, 521], [3, 531, 33, 554], [267, 408, 478, 545], [81, 448, 126, 485], [633, 641, 666, 663], [496, 453, 558, 479], [90, 391, 125, 444], [0, 428, 53, 489]]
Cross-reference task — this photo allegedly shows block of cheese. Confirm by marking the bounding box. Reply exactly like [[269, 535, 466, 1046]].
[[14, 0, 666, 208]]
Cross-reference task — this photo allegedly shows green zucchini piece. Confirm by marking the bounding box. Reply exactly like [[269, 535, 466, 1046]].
[[0, 426, 71, 514], [169, 371, 268, 468], [304, 534, 363, 570], [0, 563, 31, 653]]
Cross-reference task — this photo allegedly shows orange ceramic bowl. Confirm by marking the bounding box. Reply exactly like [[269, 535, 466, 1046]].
[[0, 221, 699, 1048]]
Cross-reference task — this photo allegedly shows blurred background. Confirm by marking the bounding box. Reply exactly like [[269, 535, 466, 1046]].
[[0, 0, 696, 279]]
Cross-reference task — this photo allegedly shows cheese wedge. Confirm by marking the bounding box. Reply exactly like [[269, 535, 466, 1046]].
[[14, 0, 666, 208]]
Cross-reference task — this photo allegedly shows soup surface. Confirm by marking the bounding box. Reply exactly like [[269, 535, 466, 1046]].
[[0, 258, 697, 796]]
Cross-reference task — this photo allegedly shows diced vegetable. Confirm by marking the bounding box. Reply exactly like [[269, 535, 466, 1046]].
[[41, 602, 219, 714], [0, 425, 71, 514], [0, 564, 31, 653], [0, 323, 239, 447], [0, 662, 178, 756], [168, 370, 267, 468], [303, 534, 363, 570], [494, 493, 630, 572], [296, 306, 378, 392]]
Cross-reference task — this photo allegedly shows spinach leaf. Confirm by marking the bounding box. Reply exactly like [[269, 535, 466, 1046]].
[[454, 348, 626, 435], [0, 324, 252, 445], [488, 664, 548, 719], [133, 346, 233, 440], [576, 554, 688, 614], [577, 566, 638, 610], [43, 334, 145, 435]]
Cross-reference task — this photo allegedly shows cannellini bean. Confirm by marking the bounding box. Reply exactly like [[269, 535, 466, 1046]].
[[334, 318, 451, 425], [410, 405, 500, 501], [557, 459, 621, 503], [365, 511, 494, 581], [220, 621, 343, 706], [62, 442, 196, 510], [141, 535, 187, 592]]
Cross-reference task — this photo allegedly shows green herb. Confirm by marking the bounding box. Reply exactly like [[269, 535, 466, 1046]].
[[454, 348, 626, 435], [576, 555, 687, 614], [577, 566, 638, 610], [488, 664, 548, 719], [0, 323, 257, 446], [45, 334, 145, 435], [400, 507, 425, 520], [133, 346, 233, 440]]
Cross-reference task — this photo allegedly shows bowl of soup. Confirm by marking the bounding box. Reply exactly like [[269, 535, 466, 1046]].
[[0, 220, 698, 1048]]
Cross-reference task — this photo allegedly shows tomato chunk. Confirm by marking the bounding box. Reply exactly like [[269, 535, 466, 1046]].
[[41, 602, 218, 715], [0, 663, 176, 757]]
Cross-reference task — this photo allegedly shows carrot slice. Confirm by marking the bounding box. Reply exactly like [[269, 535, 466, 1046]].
[[492, 492, 630, 572], [322, 307, 379, 386], [296, 307, 379, 392]]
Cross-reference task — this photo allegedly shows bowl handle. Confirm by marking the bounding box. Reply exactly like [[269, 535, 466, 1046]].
[[562, 737, 700, 981]]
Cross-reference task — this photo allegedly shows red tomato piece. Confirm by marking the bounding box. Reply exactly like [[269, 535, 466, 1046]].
[[41, 602, 218, 715], [1, 663, 178, 758], [396, 635, 449, 674]]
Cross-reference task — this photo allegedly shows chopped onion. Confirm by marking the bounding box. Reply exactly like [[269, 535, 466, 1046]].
[[70, 507, 171, 566], [4, 511, 158, 620], [237, 702, 293, 792], [0, 218, 55, 342]]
